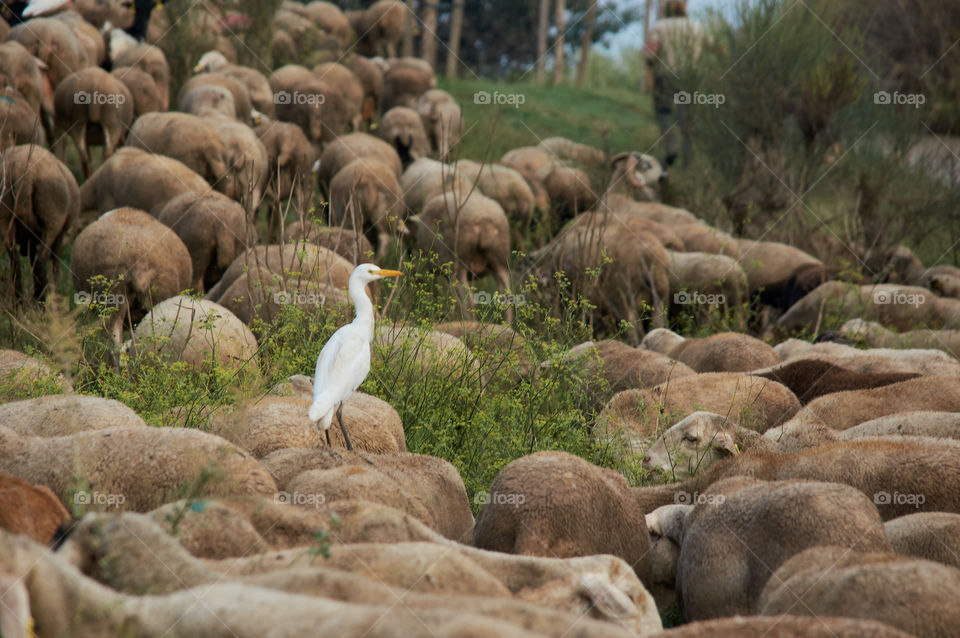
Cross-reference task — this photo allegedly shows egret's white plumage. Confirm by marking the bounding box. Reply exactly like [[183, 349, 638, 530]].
[[309, 263, 401, 448], [21, 0, 70, 18]]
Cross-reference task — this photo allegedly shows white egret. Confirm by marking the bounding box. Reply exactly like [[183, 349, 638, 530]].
[[309, 263, 401, 450]]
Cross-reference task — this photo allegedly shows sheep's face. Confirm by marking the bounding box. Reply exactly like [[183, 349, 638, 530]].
[[643, 412, 738, 480]]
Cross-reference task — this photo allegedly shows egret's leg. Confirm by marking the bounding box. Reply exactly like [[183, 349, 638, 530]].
[[337, 402, 353, 451], [325, 428, 332, 447]]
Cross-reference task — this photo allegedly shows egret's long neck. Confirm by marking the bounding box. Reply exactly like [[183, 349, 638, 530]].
[[349, 276, 375, 339]]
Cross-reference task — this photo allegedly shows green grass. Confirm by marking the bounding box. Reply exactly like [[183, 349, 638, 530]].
[[439, 77, 661, 162]]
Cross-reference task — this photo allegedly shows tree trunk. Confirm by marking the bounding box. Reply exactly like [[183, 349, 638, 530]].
[[402, 0, 416, 58], [445, 0, 464, 78], [420, 2, 438, 70], [553, 0, 566, 84], [643, 0, 653, 43], [575, 0, 598, 88], [536, 0, 550, 84]]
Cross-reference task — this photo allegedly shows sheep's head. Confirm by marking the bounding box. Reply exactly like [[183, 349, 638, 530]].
[[642, 411, 739, 479]]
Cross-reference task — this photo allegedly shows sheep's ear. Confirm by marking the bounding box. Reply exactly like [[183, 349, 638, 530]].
[[578, 574, 638, 621], [610, 151, 631, 167], [0, 572, 32, 638], [713, 432, 739, 456]]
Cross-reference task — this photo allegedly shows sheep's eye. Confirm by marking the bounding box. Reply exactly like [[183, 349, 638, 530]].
[[682, 435, 699, 443]]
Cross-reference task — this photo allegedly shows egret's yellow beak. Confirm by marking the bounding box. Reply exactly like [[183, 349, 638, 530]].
[[193, 63, 204, 72], [376, 269, 402, 278]]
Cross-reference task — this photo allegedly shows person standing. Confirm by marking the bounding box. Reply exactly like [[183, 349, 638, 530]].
[[644, 0, 706, 169]]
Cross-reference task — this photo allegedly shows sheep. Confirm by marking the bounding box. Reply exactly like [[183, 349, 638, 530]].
[[178, 83, 236, 118], [410, 190, 512, 307], [346, 54, 383, 122], [758, 546, 960, 638], [599, 373, 801, 454], [213, 273, 350, 327], [668, 477, 891, 620], [0, 41, 50, 125], [538, 136, 606, 169], [572, 208, 687, 251], [842, 317, 960, 358], [773, 338, 960, 376], [155, 192, 250, 292], [472, 450, 652, 586], [434, 320, 532, 377], [262, 448, 472, 542], [667, 253, 749, 326], [0, 472, 70, 544], [558, 339, 695, 408], [5, 17, 88, 98], [273, 73, 347, 145], [633, 437, 960, 519], [0, 349, 72, 396], [70, 207, 192, 345], [51, 67, 132, 176], [377, 106, 430, 163], [111, 41, 170, 109], [654, 616, 914, 637], [328, 158, 407, 256], [415, 89, 462, 160], [0, 395, 145, 437], [669, 223, 739, 258], [771, 376, 960, 432], [753, 358, 920, 403], [194, 51, 275, 118], [606, 152, 663, 202], [0, 144, 79, 303], [501, 145, 554, 176], [600, 193, 700, 225], [399, 157, 474, 212], [845, 410, 960, 438], [203, 112, 269, 210], [0, 87, 41, 151], [110, 65, 164, 117], [79, 147, 213, 216], [667, 332, 777, 373], [0, 425, 276, 512], [735, 238, 825, 311], [179, 72, 253, 123], [539, 163, 598, 218], [207, 393, 403, 458], [314, 132, 402, 194], [254, 117, 316, 232], [381, 57, 437, 111], [455, 160, 537, 225], [641, 327, 686, 354], [884, 511, 960, 569], [313, 61, 364, 131], [347, 0, 406, 57], [126, 112, 230, 188], [283, 223, 373, 264], [129, 296, 258, 372], [4, 529, 555, 638]]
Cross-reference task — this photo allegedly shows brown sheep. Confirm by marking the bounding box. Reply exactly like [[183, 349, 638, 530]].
[[571, 209, 687, 250], [283, 223, 374, 264], [381, 58, 437, 111], [110, 65, 164, 117], [274, 73, 348, 145], [456, 160, 536, 225], [0, 472, 70, 544], [634, 437, 960, 520], [600, 373, 801, 448], [539, 164, 598, 218], [329, 158, 407, 256], [194, 51, 275, 118], [670, 223, 739, 257], [667, 332, 779, 373], [111, 42, 170, 109], [415, 89, 462, 161], [377, 106, 430, 164], [845, 410, 960, 439], [775, 376, 960, 432], [601, 193, 700, 225], [178, 71, 255, 122], [666, 253, 750, 327], [314, 132, 402, 194], [313, 62, 364, 130], [347, 0, 406, 57], [203, 112, 269, 210], [79, 146, 212, 216], [473, 450, 652, 585], [606, 151, 663, 202], [399, 157, 474, 212], [773, 338, 960, 376], [0, 41, 50, 124], [0, 425, 276, 512], [754, 358, 919, 404], [411, 190, 512, 307], [127, 112, 230, 188], [156, 192, 250, 292], [667, 477, 891, 621], [346, 54, 383, 122], [205, 393, 403, 458], [885, 512, 960, 569], [538, 136, 606, 169], [758, 546, 960, 638], [130, 296, 258, 372], [254, 117, 316, 234], [501, 145, 554, 176], [843, 317, 960, 359], [178, 84, 236, 119], [0, 395, 145, 437], [655, 616, 914, 638], [0, 87, 41, 151], [0, 144, 79, 302], [736, 238, 824, 309], [70, 207, 192, 345], [305, 1, 353, 50], [6, 17, 88, 99]]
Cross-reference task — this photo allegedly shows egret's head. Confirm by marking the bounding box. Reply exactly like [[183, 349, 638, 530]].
[[353, 263, 403, 285]]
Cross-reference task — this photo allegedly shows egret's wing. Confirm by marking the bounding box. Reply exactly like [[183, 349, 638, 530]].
[[22, 0, 71, 17], [311, 325, 370, 417]]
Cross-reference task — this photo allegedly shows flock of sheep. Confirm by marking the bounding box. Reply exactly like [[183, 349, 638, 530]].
[[2, 0, 960, 637]]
